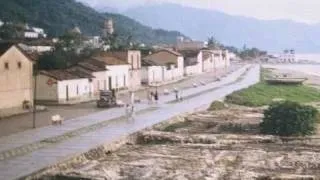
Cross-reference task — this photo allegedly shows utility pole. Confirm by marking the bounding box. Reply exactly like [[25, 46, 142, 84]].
[[32, 61, 38, 129]]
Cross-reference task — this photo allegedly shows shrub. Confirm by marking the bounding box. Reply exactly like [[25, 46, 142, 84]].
[[208, 101, 228, 111], [260, 101, 318, 136]]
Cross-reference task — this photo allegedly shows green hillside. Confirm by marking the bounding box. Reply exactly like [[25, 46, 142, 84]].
[[0, 0, 186, 45]]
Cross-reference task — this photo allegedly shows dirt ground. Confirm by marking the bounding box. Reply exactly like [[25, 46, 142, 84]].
[[42, 105, 320, 180]]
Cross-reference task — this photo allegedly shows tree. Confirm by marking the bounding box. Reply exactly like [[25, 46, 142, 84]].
[[260, 101, 318, 136], [207, 36, 220, 49]]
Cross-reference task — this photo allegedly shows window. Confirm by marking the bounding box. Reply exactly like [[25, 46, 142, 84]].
[[18, 62, 22, 69], [4, 62, 9, 70]]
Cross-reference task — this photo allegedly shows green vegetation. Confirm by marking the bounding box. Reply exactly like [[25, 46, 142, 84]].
[[163, 121, 191, 132], [208, 101, 227, 111], [225, 68, 320, 107], [260, 101, 318, 136], [0, 0, 187, 45], [225, 82, 320, 107]]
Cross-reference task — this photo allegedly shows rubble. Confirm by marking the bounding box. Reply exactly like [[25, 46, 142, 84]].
[[41, 105, 320, 180]]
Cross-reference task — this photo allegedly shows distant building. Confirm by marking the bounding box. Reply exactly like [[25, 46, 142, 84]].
[[0, 20, 3, 27], [71, 26, 82, 34], [176, 37, 206, 50], [92, 52, 130, 90], [279, 49, 296, 63], [179, 49, 203, 76], [24, 31, 39, 39], [32, 27, 47, 38], [99, 50, 141, 90], [103, 19, 114, 37], [142, 49, 184, 85]]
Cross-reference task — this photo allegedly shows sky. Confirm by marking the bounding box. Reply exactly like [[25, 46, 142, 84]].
[[79, 0, 320, 24]]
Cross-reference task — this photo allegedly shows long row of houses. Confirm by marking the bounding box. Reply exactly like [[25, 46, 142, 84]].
[[0, 43, 231, 117]]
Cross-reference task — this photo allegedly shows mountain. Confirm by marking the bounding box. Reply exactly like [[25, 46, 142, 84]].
[[93, 5, 119, 14], [0, 0, 187, 45], [124, 3, 320, 53]]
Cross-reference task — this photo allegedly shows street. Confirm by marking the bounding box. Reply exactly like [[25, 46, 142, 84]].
[[0, 65, 240, 137], [0, 64, 260, 180]]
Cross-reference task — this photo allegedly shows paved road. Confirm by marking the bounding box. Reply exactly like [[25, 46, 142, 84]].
[[0, 64, 259, 180], [0, 66, 240, 137]]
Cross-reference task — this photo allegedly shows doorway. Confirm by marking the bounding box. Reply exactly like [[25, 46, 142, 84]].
[[108, 76, 112, 90], [66, 85, 69, 101]]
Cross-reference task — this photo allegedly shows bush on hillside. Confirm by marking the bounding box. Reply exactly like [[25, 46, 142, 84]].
[[260, 101, 318, 136], [208, 101, 228, 111]]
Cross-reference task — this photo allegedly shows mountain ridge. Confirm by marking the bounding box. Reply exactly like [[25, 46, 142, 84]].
[[124, 3, 320, 53], [0, 0, 187, 45]]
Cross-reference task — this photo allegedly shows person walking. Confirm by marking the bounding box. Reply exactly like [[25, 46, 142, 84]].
[[150, 91, 154, 104], [179, 90, 183, 101], [174, 88, 179, 101], [154, 90, 159, 104]]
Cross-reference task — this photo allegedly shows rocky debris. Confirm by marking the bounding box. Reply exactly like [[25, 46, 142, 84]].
[[40, 105, 320, 180]]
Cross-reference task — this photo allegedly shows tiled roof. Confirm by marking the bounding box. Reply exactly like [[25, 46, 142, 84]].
[[78, 59, 107, 72], [158, 49, 182, 57], [92, 52, 128, 65], [143, 49, 181, 66], [103, 51, 128, 62], [40, 69, 93, 81], [92, 56, 128, 65]]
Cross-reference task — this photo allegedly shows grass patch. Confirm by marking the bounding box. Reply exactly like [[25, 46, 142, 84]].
[[225, 67, 320, 107], [225, 82, 320, 107], [163, 121, 191, 132]]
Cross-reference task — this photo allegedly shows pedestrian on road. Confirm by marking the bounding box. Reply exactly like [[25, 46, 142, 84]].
[[150, 91, 154, 104], [154, 90, 159, 104], [125, 104, 134, 121], [174, 88, 179, 101], [179, 90, 183, 101]]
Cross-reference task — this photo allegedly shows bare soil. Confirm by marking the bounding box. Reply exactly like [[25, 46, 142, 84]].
[[42, 105, 320, 180]]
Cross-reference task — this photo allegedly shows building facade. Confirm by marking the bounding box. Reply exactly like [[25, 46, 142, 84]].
[[0, 44, 34, 117], [142, 49, 184, 85], [36, 70, 93, 104]]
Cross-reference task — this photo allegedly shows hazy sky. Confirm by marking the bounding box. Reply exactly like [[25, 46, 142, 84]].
[[80, 0, 320, 24]]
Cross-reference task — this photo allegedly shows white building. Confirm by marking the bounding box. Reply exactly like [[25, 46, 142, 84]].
[[142, 49, 184, 86], [179, 50, 203, 76], [92, 52, 130, 90], [32, 27, 47, 38], [279, 49, 296, 63], [24, 31, 39, 39], [102, 50, 142, 90], [211, 49, 231, 74], [202, 50, 214, 72], [36, 70, 94, 104], [72, 60, 109, 97]]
